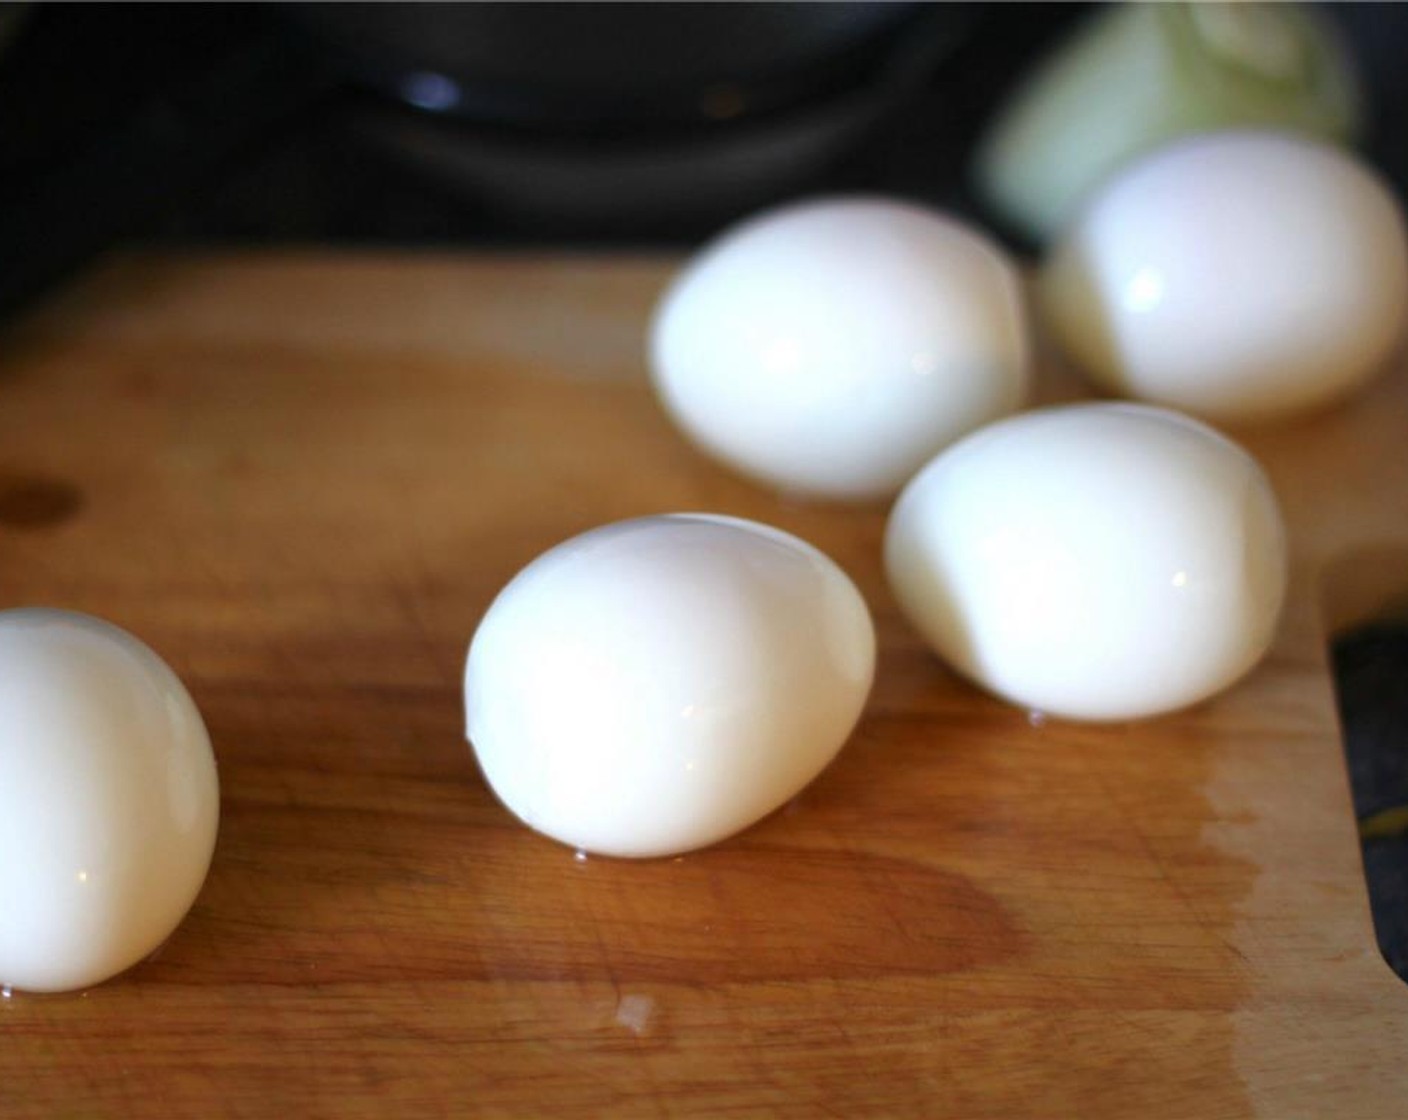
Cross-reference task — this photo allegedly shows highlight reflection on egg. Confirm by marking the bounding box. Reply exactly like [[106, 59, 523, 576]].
[[464, 514, 875, 858], [0, 609, 219, 993]]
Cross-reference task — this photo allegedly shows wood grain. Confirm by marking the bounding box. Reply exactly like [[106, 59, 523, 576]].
[[1, 252, 1406, 1118]]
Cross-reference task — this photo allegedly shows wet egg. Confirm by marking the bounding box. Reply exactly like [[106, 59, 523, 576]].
[[0, 609, 219, 993], [1042, 131, 1408, 422], [464, 515, 875, 857], [651, 197, 1030, 500], [885, 403, 1288, 721]]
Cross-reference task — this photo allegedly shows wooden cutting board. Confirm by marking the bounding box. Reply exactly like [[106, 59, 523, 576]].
[[2, 252, 1406, 1118]]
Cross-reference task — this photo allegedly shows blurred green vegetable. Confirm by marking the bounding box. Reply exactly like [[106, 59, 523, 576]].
[[974, 1, 1363, 246]]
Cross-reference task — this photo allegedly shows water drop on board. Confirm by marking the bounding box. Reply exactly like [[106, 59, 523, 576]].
[[574, 850, 588, 863], [615, 993, 655, 1035], [1028, 710, 1047, 728], [2, 985, 12, 1000]]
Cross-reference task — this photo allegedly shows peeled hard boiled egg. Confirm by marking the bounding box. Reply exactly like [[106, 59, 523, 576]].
[[0, 609, 219, 993], [1042, 131, 1408, 422], [464, 514, 875, 858], [650, 197, 1030, 500], [885, 404, 1287, 722]]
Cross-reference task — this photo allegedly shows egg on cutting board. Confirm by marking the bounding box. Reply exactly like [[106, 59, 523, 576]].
[[464, 514, 875, 858], [650, 197, 1030, 501], [885, 403, 1288, 722], [0, 609, 219, 993], [1042, 130, 1408, 422]]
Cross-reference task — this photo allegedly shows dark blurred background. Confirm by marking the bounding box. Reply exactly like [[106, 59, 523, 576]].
[[3, 0, 1408, 980], [3, 2, 1405, 253]]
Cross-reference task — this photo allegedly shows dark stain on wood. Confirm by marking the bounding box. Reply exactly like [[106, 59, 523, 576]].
[[0, 474, 84, 529]]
